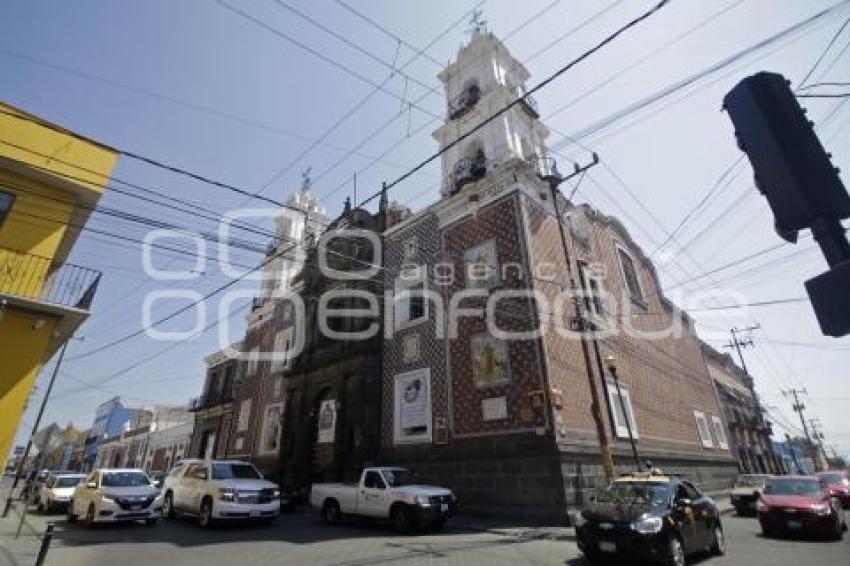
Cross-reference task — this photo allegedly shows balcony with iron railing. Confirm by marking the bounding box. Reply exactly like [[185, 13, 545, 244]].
[[518, 93, 539, 118], [0, 246, 101, 310], [448, 84, 481, 120], [448, 154, 488, 195], [187, 389, 234, 412]]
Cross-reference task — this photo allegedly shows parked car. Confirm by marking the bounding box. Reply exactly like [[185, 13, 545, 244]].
[[24, 469, 50, 503], [68, 469, 163, 527], [757, 475, 846, 539], [37, 473, 86, 513], [310, 467, 456, 533], [817, 470, 850, 508], [575, 473, 725, 566], [160, 459, 281, 528], [730, 474, 771, 516]]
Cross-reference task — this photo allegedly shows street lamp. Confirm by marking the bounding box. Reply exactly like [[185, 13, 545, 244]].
[[604, 354, 641, 471]]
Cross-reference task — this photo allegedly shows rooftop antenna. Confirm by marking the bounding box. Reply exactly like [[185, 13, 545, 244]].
[[467, 9, 486, 35]]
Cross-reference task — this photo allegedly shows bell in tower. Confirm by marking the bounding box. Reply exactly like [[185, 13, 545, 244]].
[[433, 20, 549, 198]]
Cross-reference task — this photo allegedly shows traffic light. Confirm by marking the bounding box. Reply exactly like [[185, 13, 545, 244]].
[[723, 72, 850, 337], [723, 71, 850, 242]]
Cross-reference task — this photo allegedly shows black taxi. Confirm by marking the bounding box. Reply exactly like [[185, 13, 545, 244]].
[[575, 473, 725, 566]]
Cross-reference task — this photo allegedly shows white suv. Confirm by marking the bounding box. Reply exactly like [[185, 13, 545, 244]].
[[161, 459, 281, 527], [69, 469, 163, 527]]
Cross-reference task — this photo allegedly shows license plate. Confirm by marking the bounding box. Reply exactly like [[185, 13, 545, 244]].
[[131, 505, 141, 511], [440, 504, 449, 512], [599, 541, 616, 553], [787, 521, 802, 530]]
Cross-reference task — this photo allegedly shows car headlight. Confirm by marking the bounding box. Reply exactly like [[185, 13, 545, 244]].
[[414, 495, 432, 506], [218, 488, 237, 502], [272, 489, 281, 498], [101, 496, 116, 504], [631, 515, 663, 534], [810, 503, 831, 516]]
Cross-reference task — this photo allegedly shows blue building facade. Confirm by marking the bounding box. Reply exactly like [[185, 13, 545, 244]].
[[83, 397, 138, 471], [772, 440, 814, 475]]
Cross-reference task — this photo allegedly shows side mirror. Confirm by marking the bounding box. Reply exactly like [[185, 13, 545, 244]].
[[86, 482, 97, 489], [152, 480, 161, 488]]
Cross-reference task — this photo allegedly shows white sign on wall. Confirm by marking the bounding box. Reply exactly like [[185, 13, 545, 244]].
[[482, 396, 508, 421], [317, 399, 337, 444], [394, 368, 432, 444]]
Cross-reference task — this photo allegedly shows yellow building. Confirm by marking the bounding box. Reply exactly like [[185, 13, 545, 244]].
[[0, 102, 118, 460]]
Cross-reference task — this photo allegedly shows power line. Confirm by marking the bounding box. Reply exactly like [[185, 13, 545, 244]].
[[798, 15, 850, 86], [548, 1, 849, 150], [355, 0, 672, 210]]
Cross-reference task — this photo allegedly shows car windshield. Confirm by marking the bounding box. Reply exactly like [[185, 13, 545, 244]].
[[764, 479, 821, 496], [382, 469, 415, 487], [55, 476, 83, 488], [735, 475, 769, 487], [211, 463, 261, 480], [595, 481, 671, 506], [101, 472, 150, 487], [820, 473, 847, 485]]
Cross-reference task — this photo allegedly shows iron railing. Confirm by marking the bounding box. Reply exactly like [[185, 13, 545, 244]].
[[448, 84, 481, 120], [448, 155, 488, 194], [187, 390, 233, 412], [0, 246, 101, 310], [518, 93, 539, 118]]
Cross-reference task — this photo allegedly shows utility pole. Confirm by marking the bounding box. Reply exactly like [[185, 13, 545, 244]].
[[782, 388, 812, 444], [724, 325, 760, 375], [725, 325, 775, 473], [537, 154, 616, 482], [808, 418, 828, 470], [2, 339, 72, 520]]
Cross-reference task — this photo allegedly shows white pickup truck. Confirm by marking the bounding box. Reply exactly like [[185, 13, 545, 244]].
[[310, 467, 456, 532]]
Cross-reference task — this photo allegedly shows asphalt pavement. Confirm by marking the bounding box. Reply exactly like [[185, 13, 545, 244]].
[[2, 502, 847, 566]]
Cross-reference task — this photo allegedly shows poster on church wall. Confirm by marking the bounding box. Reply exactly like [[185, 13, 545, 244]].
[[394, 369, 431, 444], [317, 400, 337, 444]]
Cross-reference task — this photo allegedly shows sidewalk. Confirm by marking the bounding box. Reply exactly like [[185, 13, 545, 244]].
[[0, 479, 46, 566], [452, 494, 734, 542]]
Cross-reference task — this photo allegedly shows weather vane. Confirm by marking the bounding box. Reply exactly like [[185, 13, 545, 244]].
[[467, 9, 486, 35], [301, 166, 312, 190]]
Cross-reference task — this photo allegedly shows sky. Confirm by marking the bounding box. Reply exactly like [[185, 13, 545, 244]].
[[3, 0, 849, 459]]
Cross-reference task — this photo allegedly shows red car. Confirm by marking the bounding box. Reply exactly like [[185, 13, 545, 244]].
[[757, 476, 846, 540], [817, 470, 850, 509]]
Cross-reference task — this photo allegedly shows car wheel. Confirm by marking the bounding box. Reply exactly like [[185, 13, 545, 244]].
[[664, 536, 685, 566], [85, 504, 96, 528], [162, 492, 175, 519], [67, 501, 77, 523], [711, 524, 726, 555], [391, 504, 412, 534], [581, 547, 601, 564], [198, 498, 214, 529], [145, 517, 159, 526], [832, 516, 844, 541], [323, 500, 341, 525]]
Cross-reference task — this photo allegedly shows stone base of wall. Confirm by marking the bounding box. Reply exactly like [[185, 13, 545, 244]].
[[557, 444, 739, 510], [381, 432, 569, 524], [382, 436, 739, 526]]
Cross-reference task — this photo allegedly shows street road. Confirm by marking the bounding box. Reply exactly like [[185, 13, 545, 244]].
[[7, 508, 850, 566]]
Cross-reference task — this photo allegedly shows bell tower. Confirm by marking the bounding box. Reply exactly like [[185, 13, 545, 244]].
[[433, 26, 549, 197]]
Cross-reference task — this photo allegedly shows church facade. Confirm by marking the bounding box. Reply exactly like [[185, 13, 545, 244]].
[[378, 29, 737, 522]]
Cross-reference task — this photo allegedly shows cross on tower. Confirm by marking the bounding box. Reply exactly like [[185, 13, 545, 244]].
[[467, 9, 486, 35]]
